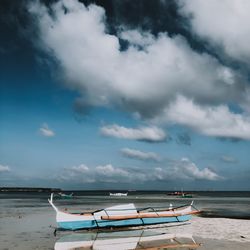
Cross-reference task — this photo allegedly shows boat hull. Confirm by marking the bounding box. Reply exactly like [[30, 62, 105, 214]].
[[57, 214, 191, 230]]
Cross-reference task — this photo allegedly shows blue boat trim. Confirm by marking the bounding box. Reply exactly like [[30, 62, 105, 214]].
[[58, 215, 191, 230]]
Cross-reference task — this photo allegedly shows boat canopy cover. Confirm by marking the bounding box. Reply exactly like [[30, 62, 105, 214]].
[[94, 203, 137, 217]]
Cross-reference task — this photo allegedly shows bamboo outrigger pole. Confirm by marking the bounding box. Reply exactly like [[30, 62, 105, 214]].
[[101, 210, 200, 220]]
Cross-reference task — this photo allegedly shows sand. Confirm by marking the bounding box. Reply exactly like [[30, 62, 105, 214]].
[[0, 206, 250, 250], [157, 216, 250, 242]]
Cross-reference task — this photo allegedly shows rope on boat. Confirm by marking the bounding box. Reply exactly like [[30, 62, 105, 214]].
[[135, 229, 145, 248], [190, 201, 200, 213], [92, 215, 100, 229]]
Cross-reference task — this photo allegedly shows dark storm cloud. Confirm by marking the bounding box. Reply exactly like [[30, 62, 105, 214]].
[[101, 0, 182, 34]]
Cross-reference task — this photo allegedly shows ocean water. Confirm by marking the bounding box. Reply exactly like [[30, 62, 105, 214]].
[[1, 190, 250, 219]]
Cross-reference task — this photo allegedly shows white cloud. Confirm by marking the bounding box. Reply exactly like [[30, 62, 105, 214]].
[[29, 0, 250, 140], [39, 123, 55, 137], [101, 124, 167, 142], [180, 158, 221, 181], [163, 95, 250, 140], [121, 148, 160, 162], [119, 29, 155, 47], [28, 0, 245, 109], [62, 164, 141, 183], [59, 159, 221, 184], [155, 158, 221, 181], [69, 164, 89, 172], [96, 164, 130, 179], [0, 164, 10, 173], [178, 0, 250, 64]]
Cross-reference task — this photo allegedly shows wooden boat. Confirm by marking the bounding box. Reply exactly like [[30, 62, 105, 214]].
[[48, 194, 200, 230], [109, 192, 128, 197], [54, 229, 201, 250]]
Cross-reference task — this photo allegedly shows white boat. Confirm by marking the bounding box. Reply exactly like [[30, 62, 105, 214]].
[[109, 192, 128, 197], [48, 194, 200, 230], [54, 229, 201, 250], [58, 192, 74, 199]]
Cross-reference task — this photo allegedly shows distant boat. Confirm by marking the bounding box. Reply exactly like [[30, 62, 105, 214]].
[[167, 191, 183, 196], [109, 192, 128, 197], [180, 193, 193, 198], [58, 192, 73, 199], [167, 191, 193, 198], [48, 194, 200, 230], [55, 230, 201, 250]]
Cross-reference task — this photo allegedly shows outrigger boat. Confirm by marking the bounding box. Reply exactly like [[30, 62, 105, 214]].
[[48, 194, 200, 230], [55, 230, 201, 250]]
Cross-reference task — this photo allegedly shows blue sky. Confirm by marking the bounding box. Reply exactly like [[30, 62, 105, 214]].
[[0, 0, 250, 190]]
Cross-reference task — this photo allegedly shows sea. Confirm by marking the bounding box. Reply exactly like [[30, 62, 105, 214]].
[[1, 190, 250, 219]]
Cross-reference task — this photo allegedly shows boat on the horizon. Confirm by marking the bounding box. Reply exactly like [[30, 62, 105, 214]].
[[180, 193, 193, 198], [48, 194, 200, 230], [58, 192, 74, 199], [54, 229, 201, 250], [109, 192, 128, 197], [167, 191, 193, 198]]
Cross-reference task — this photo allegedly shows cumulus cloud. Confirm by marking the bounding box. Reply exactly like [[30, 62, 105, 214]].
[[178, 0, 250, 64], [59, 159, 221, 184], [156, 158, 221, 181], [121, 148, 160, 162], [69, 164, 89, 172], [179, 158, 221, 181], [163, 95, 250, 140], [62, 164, 142, 183], [39, 123, 55, 137], [29, 0, 250, 140], [95, 164, 130, 182], [0, 164, 10, 173], [101, 124, 167, 142]]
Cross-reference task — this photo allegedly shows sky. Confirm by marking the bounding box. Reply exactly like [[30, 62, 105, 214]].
[[0, 0, 250, 190]]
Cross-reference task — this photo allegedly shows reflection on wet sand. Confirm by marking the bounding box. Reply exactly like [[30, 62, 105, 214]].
[[55, 229, 201, 250]]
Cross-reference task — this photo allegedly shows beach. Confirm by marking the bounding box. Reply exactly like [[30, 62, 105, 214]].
[[0, 191, 250, 249]]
